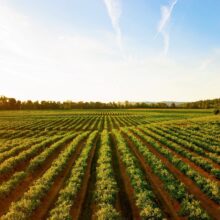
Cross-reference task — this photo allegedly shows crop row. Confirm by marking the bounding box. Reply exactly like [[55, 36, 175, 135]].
[[48, 131, 97, 220], [143, 126, 220, 179], [134, 127, 220, 203], [159, 126, 220, 155], [94, 130, 119, 219], [0, 135, 62, 175], [0, 132, 82, 197], [112, 129, 164, 219], [1, 131, 89, 220], [122, 128, 210, 219]]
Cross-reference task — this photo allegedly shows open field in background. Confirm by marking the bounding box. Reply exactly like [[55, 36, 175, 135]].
[[0, 109, 219, 220]]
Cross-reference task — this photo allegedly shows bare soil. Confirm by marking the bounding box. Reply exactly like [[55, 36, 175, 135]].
[[123, 132, 184, 220], [30, 139, 87, 220], [111, 133, 141, 220], [134, 130, 220, 220], [69, 136, 99, 219]]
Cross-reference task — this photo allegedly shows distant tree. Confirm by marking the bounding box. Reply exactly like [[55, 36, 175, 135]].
[[214, 109, 220, 115], [171, 103, 176, 108]]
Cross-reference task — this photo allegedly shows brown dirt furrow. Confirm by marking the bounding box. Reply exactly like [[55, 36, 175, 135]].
[[69, 136, 99, 219], [134, 133, 220, 220], [123, 133, 183, 220], [84, 118, 96, 130], [111, 118, 119, 130], [141, 128, 220, 176], [140, 128, 220, 183], [0, 139, 61, 184], [160, 140, 220, 183], [0, 139, 74, 216], [110, 134, 134, 219], [89, 118, 99, 130], [150, 128, 220, 170], [110, 133, 141, 220], [30, 139, 86, 220], [79, 137, 100, 220], [75, 118, 89, 131]]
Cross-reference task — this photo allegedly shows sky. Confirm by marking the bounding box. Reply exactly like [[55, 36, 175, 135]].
[[0, 0, 219, 102]]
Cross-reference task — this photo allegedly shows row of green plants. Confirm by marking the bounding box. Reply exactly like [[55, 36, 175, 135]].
[[170, 124, 220, 146], [79, 116, 94, 130], [48, 131, 97, 220], [149, 126, 220, 165], [82, 117, 100, 130], [0, 135, 62, 174], [27, 132, 80, 172], [74, 117, 95, 130], [112, 129, 164, 219], [0, 135, 66, 165], [97, 116, 104, 130], [123, 128, 210, 219], [0, 129, 35, 139], [0, 132, 84, 198], [136, 127, 220, 203], [190, 120, 220, 138], [149, 127, 220, 179], [0, 136, 45, 157], [49, 118, 76, 131], [108, 116, 114, 130], [142, 126, 220, 179], [90, 116, 100, 130], [160, 125, 220, 155], [103, 116, 108, 130], [111, 117, 121, 129], [94, 130, 119, 219], [1, 131, 89, 220], [119, 116, 137, 127]]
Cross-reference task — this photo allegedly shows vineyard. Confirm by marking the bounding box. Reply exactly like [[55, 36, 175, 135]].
[[0, 109, 219, 220]]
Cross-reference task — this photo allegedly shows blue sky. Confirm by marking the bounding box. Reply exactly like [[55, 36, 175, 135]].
[[0, 0, 219, 102]]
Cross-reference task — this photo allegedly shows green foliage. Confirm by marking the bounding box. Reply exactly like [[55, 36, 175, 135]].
[[214, 109, 220, 115], [1, 132, 89, 220], [180, 195, 210, 219], [112, 130, 164, 219], [127, 128, 210, 219], [139, 126, 220, 203], [94, 130, 119, 219], [48, 131, 97, 220]]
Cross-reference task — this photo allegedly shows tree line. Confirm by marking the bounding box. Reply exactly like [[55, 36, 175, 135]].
[[0, 96, 219, 110]]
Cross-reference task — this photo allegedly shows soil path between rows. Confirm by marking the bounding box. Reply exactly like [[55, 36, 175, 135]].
[[0, 136, 77, 217], [30, 138, 87, 220], [149, 127, 220, 170], [134, 130, 220, 220], [69, 135, 99, 219], [123, 132, 183, 220], [140, 128, 220, 184], [79, 137, 100, 220], [111, 133, 141, 220], [0, 138, 61, 184], [110, 134, 133, 219]]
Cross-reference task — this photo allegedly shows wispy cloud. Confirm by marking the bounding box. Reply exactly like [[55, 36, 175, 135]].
[[199, 49, 220, 71], [103, 0, 122, 50], [157, 0, 178, 55], [199, 58, 213, 71]]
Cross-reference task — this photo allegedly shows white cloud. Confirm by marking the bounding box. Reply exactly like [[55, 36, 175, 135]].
[[157, 0, 178, 55], [199, 49, 220, 71], [103, 0, 122, 51], [199, 58, 213, 71]]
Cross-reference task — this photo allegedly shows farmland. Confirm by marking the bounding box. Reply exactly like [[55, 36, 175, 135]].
[[0, 109, 219, 220]]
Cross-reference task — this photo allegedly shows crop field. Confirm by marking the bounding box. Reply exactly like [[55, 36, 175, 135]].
[[0, 109, 220, 220]]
